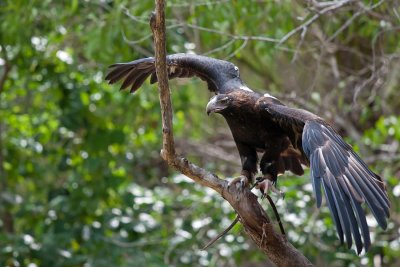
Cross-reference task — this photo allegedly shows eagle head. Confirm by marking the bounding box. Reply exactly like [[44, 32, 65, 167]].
[[206, 94, 233, 115]]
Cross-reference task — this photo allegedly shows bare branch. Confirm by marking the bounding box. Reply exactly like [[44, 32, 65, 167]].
[[122, 10, 280, 44], [353, 25, 400, 103], [326, 0, 385, 42], [202, 215, 240, 250], [150, 1, 314, 266], [203, 38, 236, 56], [167, 0, 230, 8], [150, 2, 176, 159], [308, 0, 353, 10], [291, 26, 308, 62], [278, 0, 353, 45], [224, 38, 249, 60]]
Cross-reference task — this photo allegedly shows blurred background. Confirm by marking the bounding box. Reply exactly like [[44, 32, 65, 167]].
[[0, 0, 399, 266]]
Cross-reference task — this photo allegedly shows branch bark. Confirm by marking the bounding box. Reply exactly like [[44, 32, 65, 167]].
[[150, 1, 313, 266]]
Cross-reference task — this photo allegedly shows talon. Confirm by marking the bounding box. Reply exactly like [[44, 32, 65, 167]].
[[256, 176, 284, 198], [228, 175, 249, 191]]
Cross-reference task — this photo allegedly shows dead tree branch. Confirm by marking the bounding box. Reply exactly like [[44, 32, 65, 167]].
[[150, 0, 313, 266], [278, 0, 353, 45]]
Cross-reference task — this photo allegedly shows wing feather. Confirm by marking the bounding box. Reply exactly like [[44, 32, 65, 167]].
[[130, 71, 151, 93], [260, 101, 390, 253], [344, 171, 371, 251], [312, 172, 322, 208], [322, 179, 344, 244], [332, 171, 364, 253], [325, 170, 353, 249], [106, 53, 249, 94]]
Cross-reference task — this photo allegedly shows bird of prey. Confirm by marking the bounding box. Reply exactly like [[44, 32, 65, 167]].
[[105, 53, 390, 254]]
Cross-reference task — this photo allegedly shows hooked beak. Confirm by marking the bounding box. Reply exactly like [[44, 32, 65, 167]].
[[206, 95, 220, 116]]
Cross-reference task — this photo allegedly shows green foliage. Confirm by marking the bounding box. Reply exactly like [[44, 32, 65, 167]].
[[1, 1, 399, 266]]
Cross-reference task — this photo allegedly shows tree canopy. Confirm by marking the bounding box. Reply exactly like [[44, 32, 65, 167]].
[[0, 1, 399, 266]]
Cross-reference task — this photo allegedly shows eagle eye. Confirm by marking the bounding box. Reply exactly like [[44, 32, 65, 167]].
[[220, 97, 230, 104], [234, 66, 240, 76]]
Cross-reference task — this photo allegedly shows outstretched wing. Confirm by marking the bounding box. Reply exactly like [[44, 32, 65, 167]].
[[105, 53, 249, 94], [260, 99, 390, 254]]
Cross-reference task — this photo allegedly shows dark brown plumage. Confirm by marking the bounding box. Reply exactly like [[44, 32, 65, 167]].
[[206, 91, 306, 181], [105, 53, 390, 254]]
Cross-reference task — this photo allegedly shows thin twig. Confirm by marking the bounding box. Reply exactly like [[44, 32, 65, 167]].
[[167, 0, 230, 8], [327, 9, 363, 42], [225, 38, 249, 60], [122, 10, 280, 44], [291, 26, 308, 62], [353, 25, 400, 103], [121, 30, 153, 57], [278, 0, 352, 45], [326, 0, 385, 42], [201, 181, 265, 250], [266, 195, 286, 236], [122, 33, 154, 45], [182, 23, 279, 43], [201, 215, 240, 250], [122, 6, 149, 25], [203, 39, 236, 56]]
